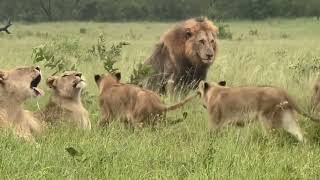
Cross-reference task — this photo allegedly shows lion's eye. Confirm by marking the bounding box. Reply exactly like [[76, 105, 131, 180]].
[[62, 75, 69, 78], [211, 39, 215, 43], [199, 40, 205, 44]]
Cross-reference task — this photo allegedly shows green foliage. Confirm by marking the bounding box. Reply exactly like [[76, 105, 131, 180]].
[[0, 0, 319, 21], [88, 34, 129, 73], [218, 24, 232, 40], [32, 37, 80, 74], [289, 55, 320, 76], [129, 63, 155, 86]]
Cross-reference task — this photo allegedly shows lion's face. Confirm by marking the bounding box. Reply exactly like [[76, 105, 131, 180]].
[[47, 71, 86, 99], [0, 66, 43, 102], [198, 80, 226, 108], [185, 30, 218, 65]]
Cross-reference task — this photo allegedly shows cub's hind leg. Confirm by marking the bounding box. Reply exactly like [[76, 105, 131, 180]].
[[280, 110, 304, 143]]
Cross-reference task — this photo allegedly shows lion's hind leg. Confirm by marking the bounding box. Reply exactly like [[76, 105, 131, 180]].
[[280, 110, 304, 143]]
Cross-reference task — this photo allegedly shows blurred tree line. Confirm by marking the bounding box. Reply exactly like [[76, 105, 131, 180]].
[[0, 0, 319, 21]]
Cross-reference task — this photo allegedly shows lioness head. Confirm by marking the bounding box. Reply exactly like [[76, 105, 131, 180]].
[[183, 17, 219, 65], [46, 71, 86, 99], [94, 72, 121, 89], [0, 66, 44, 102], [197, 80, 226, 107]]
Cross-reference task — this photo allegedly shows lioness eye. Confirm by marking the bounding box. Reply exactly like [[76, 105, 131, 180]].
[[211, 39, 215, 43], [62, 75, 68, 78], [199, 40, 205, 44]]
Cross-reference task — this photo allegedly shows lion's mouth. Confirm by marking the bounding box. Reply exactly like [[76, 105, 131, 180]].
[[73, 79, 86, 89], [30, 74, 44, 96], [201, 59, 213, 64]]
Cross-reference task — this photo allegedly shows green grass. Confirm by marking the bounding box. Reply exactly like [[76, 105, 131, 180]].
[[1, 18, 320, 179]]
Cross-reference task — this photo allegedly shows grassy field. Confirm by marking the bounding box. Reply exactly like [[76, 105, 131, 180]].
[[1, 18, 320, 179]]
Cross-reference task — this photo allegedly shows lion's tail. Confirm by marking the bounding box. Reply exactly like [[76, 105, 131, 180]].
[[286, 96, 320, 123], [164, 94, 198, 112]]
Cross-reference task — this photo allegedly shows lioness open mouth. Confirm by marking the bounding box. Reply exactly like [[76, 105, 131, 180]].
[[30, 74, 44, 96]]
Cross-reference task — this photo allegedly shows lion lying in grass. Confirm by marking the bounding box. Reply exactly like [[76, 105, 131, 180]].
[[94, 72, 197, 127], [198, 80, 320, 142], [37, 71, 91, 129], [0, 66, 44, 141]]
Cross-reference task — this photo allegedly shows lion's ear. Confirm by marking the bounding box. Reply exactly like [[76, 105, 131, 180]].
[[114, 72, 121, 81], [0, 70, 8, 80], [46, 76, 57, 88], [218, 81, 226, 86], [94, 74, 101, 83], [199, 81, 209, 91], [0, 70, 8, 83], [185, 28, 192, 39]]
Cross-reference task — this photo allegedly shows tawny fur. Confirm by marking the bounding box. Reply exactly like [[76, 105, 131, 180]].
[[311, 79, 320, 112], [198, 81, 320, 142], [0, 66, 44, 141], [37, 71, 91, 129], [94, 72, 196, 127], [144, 17, 219, 94]]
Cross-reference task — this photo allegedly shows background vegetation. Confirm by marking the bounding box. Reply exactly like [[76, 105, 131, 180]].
[[0, 18, 320, 179], [0, 0, 320, 21]]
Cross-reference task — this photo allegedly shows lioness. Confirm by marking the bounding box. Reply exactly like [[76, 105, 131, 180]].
[[198, 80, 320, 142], [145, 17, 219, 94], [38, 71, 91, 129], [94, 72, 197, 127], [0, 66, 44, 141]]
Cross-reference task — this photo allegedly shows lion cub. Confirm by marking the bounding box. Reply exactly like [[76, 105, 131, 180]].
[[94, 72, 197, 127], [0, 66, 44, 141], [38, 71, 91, 129], [198, 80, 320, 142]]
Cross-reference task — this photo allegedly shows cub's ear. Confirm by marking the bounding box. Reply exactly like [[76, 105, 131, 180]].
[[94, 74, 101, 83], [0, 70, 8, 83], [114, 72, 121, 81], [46, 76, 57, 88], [199, 81, 209, 91], [185, 28, 192, 39], [218, 81, 226, 86]]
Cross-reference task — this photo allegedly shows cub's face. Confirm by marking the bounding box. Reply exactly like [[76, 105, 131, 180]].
[[47, 71, 86, 99], [94, 72, 121, 89], [197, 80, 226, 108], [0, 66, 44, 102]]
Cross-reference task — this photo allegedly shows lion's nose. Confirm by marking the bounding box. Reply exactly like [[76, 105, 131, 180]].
[[35, 66, 40, 71], [206, 54, 213, 59]]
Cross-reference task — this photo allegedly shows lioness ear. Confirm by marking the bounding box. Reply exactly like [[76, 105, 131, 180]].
[[218, 81, 226, 86], [0, 70, 8, 83], [114, 72, 121, 81], [46, 76, 57, 88], [94, 74, 101, 83], [185, 28, 192, 39]]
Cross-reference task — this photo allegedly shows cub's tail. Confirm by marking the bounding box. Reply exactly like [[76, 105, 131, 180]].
[[165, 94, 198, 112]]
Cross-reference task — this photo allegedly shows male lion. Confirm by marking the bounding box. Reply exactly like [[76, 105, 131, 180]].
[[94, 72, 197, 127], [38, 71, 91, 129], [145, 17, 219, 94], [0, 66, 44, 141], [197, 80, 320, 142]]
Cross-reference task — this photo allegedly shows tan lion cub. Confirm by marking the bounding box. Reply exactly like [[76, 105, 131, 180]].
[[198, 80, 320, 142], [38, 71, 91, 129], [0, 66, 44, 141], [94, 72, 197, 127]]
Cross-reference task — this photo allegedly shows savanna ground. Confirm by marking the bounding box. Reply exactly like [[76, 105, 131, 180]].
[[1, 18, 320, 179]]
